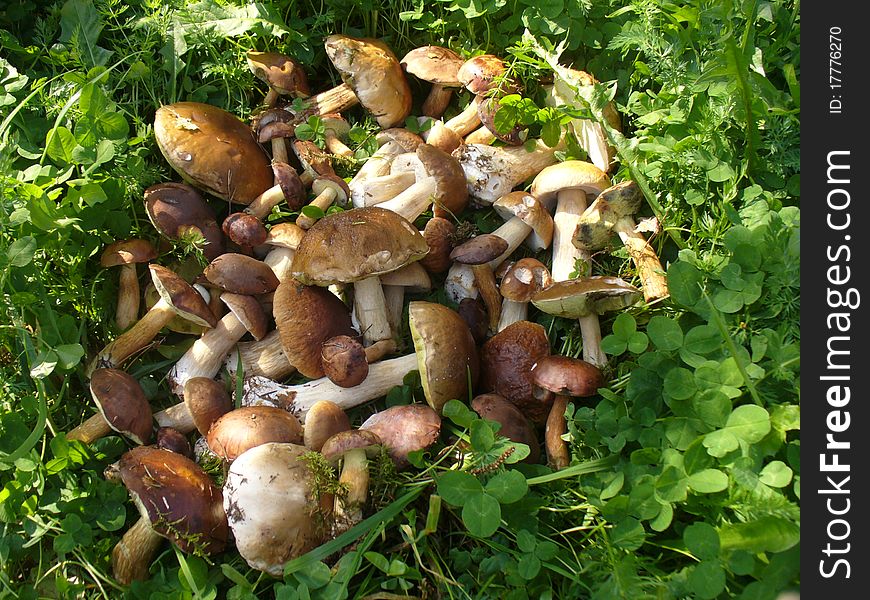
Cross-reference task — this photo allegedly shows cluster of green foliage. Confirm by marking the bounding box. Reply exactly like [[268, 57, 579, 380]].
[[1, 0, 799, 598]]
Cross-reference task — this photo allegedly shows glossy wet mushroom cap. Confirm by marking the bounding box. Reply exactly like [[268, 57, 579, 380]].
[[221, 292, 269, 341], [153, 102, 273, 205], [206, 406, 304, 462], [320, 429, 383, 465], [222, 212, 269, 248], [203, 253, 280, 295], [408, 301, 479, 414], [156, 427, 194, 458], [144, 182, 226, 261], [359, 404, 442, 468], [90, 368, 153, 445]]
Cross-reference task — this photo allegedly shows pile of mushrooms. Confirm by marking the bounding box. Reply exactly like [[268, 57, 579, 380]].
[[68, 32, 671, 583]]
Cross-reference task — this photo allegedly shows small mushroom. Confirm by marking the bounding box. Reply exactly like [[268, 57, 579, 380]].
[[471, 393, 540, 464], [203, 253, 280, 295], [418, 216, 456, 274], [303, 400, 351, 452], [498, 258, 553, 331], [449, 234, 509, 334], [144, 182, 225, 261], [400, 46, 465, 118], [573, 180, 669, 302], [88, 265, 217, 375], [359, 404, 442, 469], [109, 446, 227, 584], [246, 50, 311, 107], [222, 212, 269, 250], [321, 335, 397, 388], [66, 368, 152, 445], [223, 442, 331, 576], [243, 161, 307, 221], [153, 102, 273, 205], [206, 405, 304, 462], [101, 239, 157, 330], [408, 301, 479, 414], [321, 429, 382, 533], [295, 173, 351, 230], [530, 355, 605, 469], [154, 376, 232, 436], [320, 113, 354, 158], [155, 427, 194, 458]]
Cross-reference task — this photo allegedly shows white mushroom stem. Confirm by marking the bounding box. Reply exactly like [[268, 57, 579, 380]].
[[464, 125, 496, 146], [422, 84, 455, 119], [349, 141, 408, 206], [244, 185, 290, 220], [224, 330, 296, 381], [350, 171, 417, 208], [289, 83, 360, 123], [154, 400, 196, 433], [334, 449, 369, 531], [612, 218, 669, 302], [455, 139, 562, 204], [112, 515, 163, 585], [242, 353, 419, 422], [325, 132, 354, 158], [443, 96, 482, 136], [353, 276, 393, 346], [88, 298, 177, 376], [383, 285, 405, 342], [497, 299, 528, 332], [296, 186, 338, 229], [551, 189, 607, 369], [115, 264, 140, 330], [376, 177, 438, 222], [167, 312, 248, 396], [262, 246, 296, 282]]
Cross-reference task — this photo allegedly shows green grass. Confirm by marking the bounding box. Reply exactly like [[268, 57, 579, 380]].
[[1, 0, 799, 598]]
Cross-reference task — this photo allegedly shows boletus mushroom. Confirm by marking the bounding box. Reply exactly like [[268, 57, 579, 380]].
[[101, 239, 157, 330], [67, 368, 153, 446]]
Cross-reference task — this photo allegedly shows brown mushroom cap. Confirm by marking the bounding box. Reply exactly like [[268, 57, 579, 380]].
[[572, 180, 645, 250], [418, 217, 456, 274], [376, 128, 424, 152], [100, 239, 158, 267], [206, 406, 304, 462], [492, 191, 554, 251], [150, 264, 218, 328], [246, 51, 311, 98], [321, 335, 369, 388], [400, 46, 464, 86], [530, 355, 605, 398], [273, 280, 356, 378], [222, 212, 269, 248], [183, 377, 232, 437], [153, 102, 273, 205], [311, 173, 351, 207], [292, 140, 336, 180], [530, 276, 642, 318], [415, 143, 469, 218], [303, 400, 351, 452], [324, 35, 412, 129], [320, 429, 382, 464], [529, 160, 610, 210], [144, 182, 226, 261], [90, 368, 152, 445], [500, 258, 553, 303], [116, 446, 228, 554], [271, 162, 307, 212], [477, 96, 526, 145], [203, 253, 280, 295], [457, 54, 513, 96], [221, 293, 268, 341], [289, 207, 428, 286], [449, 234, 509, 265], [265, 222, 306, 250], [156, 427, 194, 458], [480, 320, 552, 424], [457, 297, 488, 345], [471, 393, 540, 464], [359, 404, 442, 468], [408, 301, 479, 414]]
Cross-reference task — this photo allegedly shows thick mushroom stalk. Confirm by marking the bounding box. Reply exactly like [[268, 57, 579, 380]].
[[348, 129, 423, 205], [573, 180, 669, 302], [242, 353, 419, 422], [453, 138, 564, 204], [88, 265, 216, 376]]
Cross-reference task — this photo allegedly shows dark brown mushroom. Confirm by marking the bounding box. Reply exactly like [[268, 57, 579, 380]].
[[206, 406, 304, 462], [471, 393, 540, 464], [101, 239, 158, 330], [144, 182, 225, 261], [66, 368, 152, 445]]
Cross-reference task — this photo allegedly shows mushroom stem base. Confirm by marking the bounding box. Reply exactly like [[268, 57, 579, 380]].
[[545, 395, 570, 471], [112, 516, 164, 585], [615, 219, 669, 302], [333, 449, 369, 534]]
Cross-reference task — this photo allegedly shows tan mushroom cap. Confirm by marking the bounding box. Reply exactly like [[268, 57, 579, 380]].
[[572, 180, 645, 250], [408, 301, 479, 414], [100, 239, 158, 267], [321, 335, 369, 388], [116, 446, 228, 554], [400, 46, 464, 86], [222, 212, 269, 248], [376, 128, 424, 152], [183, 377, 232, 437], [359, 404, 442, 468], [320, 429, 383, 464], [153, 102, 273, 205], [292, 140, 336, 179], [500, 258, 553, 303], [449, 234, 509, 265], [206, 406, 304, 462], [457, 54, 512, 96], [203, 253, 280, 295], [90, 368, 152, 445], [471, 393, 540, 464], [530, 355, 605, 398], [221, 293, 268, 341], [273, 280, 356, 378], [290, 207, 428, 286], [480, 320, 552, 424], [246, 51, 311, 98], [150, 264, 218, 328], [492, 191, 554, 250], [416, 143, 469, 218], [418, 217, 456, 274], [144, 182, 225, 261], [311, 173, 351, 207], [303, 400, 351, 452], [324, 35, 412, 129], [531, 276, 642, 318], [529, 160, 610, 210]]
